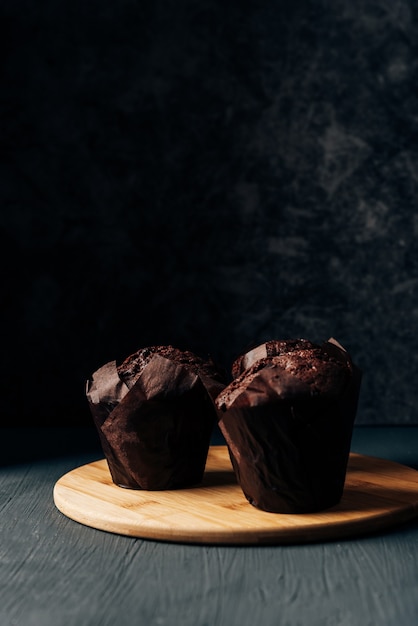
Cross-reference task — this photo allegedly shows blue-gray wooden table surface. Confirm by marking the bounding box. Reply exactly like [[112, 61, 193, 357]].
[[1, 426, 418, 626]]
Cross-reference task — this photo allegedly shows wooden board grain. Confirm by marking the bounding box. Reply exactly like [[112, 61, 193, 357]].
[[53, 446, 418, 544]]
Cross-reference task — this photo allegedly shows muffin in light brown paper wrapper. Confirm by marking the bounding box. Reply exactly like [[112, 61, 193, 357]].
[[215, 338, 362, 514], [86, 346, 225, 490]]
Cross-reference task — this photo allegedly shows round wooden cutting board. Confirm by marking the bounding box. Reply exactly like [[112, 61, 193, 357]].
[[53, 446, 418, 545]]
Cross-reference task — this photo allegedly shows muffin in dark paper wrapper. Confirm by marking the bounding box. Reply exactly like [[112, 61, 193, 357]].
[[215, 338, 362, 514], [86, 346, 225, 490]]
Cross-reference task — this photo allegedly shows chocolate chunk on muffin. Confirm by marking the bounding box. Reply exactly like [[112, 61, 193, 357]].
[[86, 345, 225, 490], [216, 338, 362, 514]]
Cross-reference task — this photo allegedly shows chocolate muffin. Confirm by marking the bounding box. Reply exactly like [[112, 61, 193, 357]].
[[86, 345, 225, 490], [215, 338, 362, 514]]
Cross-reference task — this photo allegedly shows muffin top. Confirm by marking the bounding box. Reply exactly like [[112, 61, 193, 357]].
[[231, 338, 318, 378], [216, 338, 354, 411], [117, 345, 224, 389]]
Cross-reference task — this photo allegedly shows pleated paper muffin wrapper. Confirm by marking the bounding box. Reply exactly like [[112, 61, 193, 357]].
[[86, 354, 223, 490], [216, 340, 362, 514]]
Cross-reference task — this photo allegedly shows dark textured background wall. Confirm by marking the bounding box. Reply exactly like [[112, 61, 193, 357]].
[[2, 0, 418, 426]]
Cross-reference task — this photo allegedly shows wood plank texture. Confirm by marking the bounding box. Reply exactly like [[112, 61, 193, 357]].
[[53, 446, 418, 544], [2, 428, 418, 626]]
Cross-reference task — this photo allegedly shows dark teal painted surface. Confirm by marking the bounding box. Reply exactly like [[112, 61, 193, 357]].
[[1, 427, 418, 626]]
